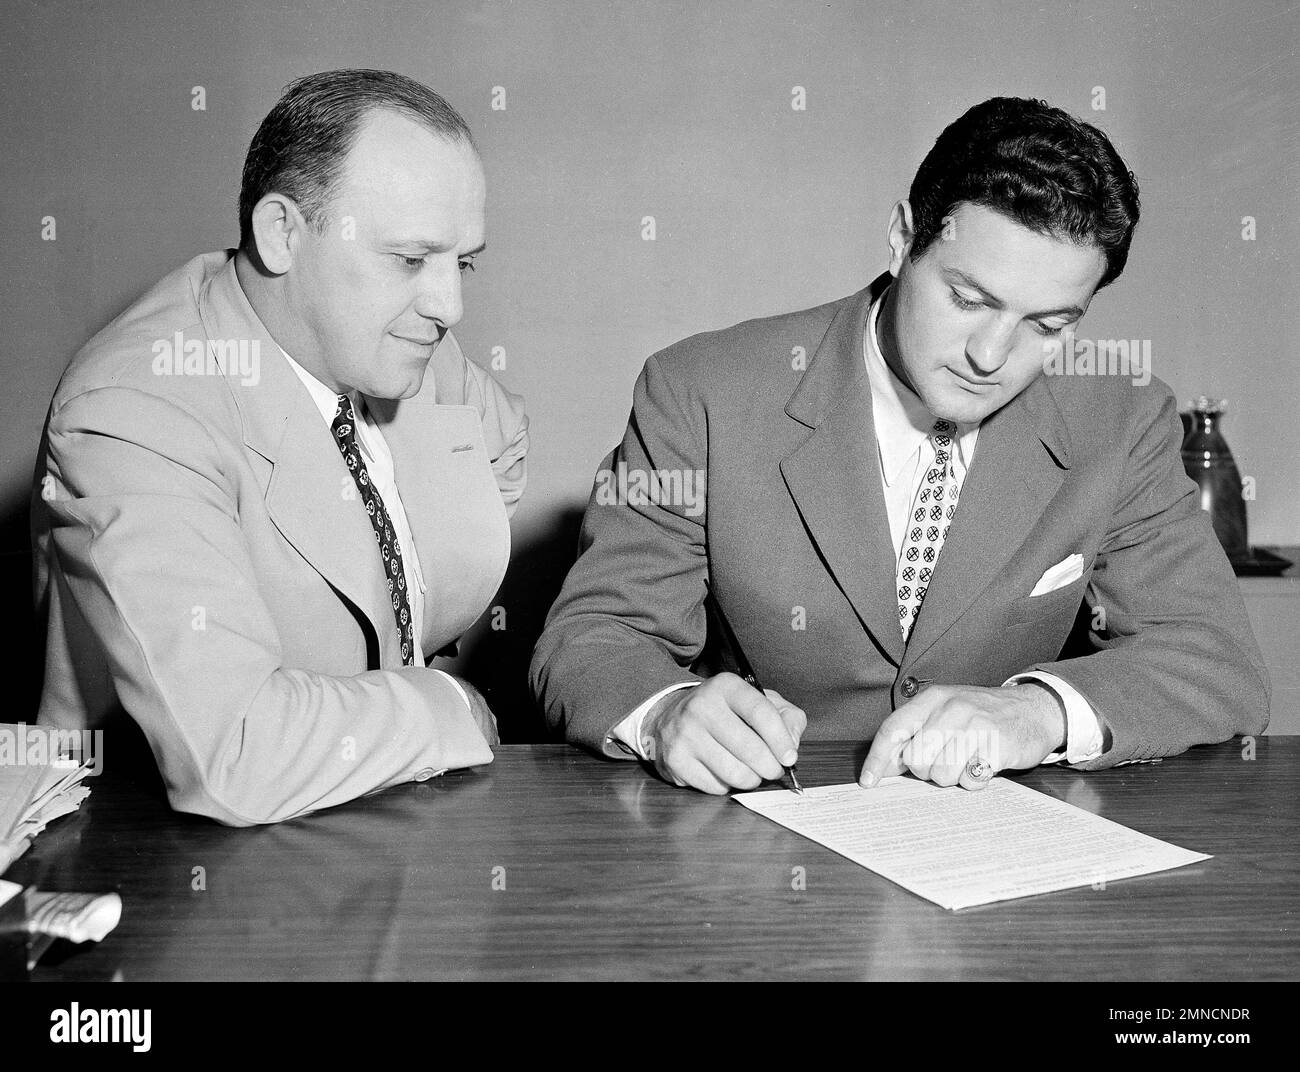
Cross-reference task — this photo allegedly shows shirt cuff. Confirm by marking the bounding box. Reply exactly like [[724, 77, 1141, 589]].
[[607, 683, 700, 760], [1003, 671, 1105, 765]]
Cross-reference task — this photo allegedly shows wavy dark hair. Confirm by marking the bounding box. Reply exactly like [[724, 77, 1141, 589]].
[[238, 68, 473, 250], [908, 97, 1140, 289]]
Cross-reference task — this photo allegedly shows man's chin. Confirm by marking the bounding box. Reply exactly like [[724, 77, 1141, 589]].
[[938, 400, 1010, 429], [920, 385, 992, 425], [363, 365, 429, 401]]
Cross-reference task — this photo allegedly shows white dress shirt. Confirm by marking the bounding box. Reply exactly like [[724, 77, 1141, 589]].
[[278, 348, 472, 718], [609, 291, 1104, 765]]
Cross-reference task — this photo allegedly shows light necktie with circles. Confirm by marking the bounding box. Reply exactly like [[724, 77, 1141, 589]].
[[331, 394, 416, 666], [897, 418, 960, 643]]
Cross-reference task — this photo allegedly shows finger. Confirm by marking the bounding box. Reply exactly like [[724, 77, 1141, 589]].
[[900, 724, 957, 784], [949, 719, 1004, 789], [927, 730, 982, 787], [692, 734, 765, 791], [658, 762, 688, 788], [860, 694, 942, 786], [957, 754, 997, 791], [658, 753, 730, 795], [724, 679, 798, 767], [652, 747, 689, 788], [709, 714, 784, 784], [866, 749, 906, 783], [763, 688, 808, 746]]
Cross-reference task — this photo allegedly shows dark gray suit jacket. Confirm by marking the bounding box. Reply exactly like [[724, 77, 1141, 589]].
[[531, 273, 1269, 766]]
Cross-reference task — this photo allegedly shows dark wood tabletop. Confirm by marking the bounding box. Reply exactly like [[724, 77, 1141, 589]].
[[8, 736, 1297, 981]]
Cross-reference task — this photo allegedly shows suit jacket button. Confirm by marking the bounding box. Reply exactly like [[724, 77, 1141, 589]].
[[900, 676, 920, 698], [414, 768, 436, 782]]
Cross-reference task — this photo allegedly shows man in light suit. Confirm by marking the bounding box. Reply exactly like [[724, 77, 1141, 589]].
[[531, 97, 1268, 795], [33, 70, 527, 825]]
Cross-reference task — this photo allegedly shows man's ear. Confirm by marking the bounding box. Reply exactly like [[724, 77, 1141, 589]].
[[886, 200, 915, 278], [248, 193, 305, 275]]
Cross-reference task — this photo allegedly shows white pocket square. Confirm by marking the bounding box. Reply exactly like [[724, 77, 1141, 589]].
[[1030, 553, 1085, 597]]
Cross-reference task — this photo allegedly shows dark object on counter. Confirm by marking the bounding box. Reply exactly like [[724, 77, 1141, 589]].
[[1181, 397, 1248, 556], [1180, 398, 1291, 576]]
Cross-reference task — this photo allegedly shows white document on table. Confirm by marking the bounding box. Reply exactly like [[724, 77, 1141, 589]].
[[733, 778, 1211, 910]]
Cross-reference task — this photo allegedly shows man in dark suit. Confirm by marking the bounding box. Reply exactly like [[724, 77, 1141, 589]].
[[531, 96, 1268, 795]]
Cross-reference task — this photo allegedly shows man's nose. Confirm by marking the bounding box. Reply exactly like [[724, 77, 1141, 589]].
[[965, 317, 1016, 375], [414, 262, 463, 328]]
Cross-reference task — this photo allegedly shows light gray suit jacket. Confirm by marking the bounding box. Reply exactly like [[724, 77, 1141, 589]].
[[34, 251, 528, 825]]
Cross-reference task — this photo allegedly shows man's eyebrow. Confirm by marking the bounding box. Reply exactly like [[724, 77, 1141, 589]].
[[386, 239, 487, 256], [944, 267, 1084, 320]]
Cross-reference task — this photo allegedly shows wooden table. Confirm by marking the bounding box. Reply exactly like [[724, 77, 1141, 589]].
[[8, 738, 1297, 981]]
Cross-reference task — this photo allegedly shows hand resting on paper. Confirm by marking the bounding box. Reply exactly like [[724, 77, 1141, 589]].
[[858, 682, 1066, 791]]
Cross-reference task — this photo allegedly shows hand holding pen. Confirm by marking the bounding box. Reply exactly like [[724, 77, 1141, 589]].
[[705, 590, 805, 795], [637, 589, 807, 795]]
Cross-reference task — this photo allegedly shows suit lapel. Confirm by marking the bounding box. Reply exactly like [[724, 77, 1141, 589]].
[[777, 272, 1075, 669], [198, 255, 398, 664], [902, 376, 1072, 665], [780, 274, 906, 665]]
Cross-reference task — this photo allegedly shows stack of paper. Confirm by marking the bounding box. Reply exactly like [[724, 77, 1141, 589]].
[[0, 724, 95, 874]]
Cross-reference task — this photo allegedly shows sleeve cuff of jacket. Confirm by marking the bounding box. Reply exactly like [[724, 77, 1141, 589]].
[[430, 668, 471, 716], [1004, 671, 1105, 765], [607, 682, 701, 760], [421, 668, 474, 778]]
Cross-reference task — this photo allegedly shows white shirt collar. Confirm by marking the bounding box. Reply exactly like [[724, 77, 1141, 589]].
[[278, 347, 354, 426], [864, 288, 977, 486]]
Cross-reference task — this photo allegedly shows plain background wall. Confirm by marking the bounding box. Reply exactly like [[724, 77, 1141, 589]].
[[2, 0, 1297, 737]]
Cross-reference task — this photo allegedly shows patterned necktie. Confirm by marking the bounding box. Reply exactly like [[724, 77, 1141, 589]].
[[331, 394, 416, 666], [897, 418, 960, 643]]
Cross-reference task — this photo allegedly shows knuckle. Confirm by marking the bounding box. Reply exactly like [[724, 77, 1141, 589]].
[[740, 745, 780, 779]]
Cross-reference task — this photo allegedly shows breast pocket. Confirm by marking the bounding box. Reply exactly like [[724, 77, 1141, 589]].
[[1009, 575, 1089, 626]]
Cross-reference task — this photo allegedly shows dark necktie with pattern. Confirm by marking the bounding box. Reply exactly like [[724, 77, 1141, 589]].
[[331, 394, 416, 666], [897, 418, 961, 643]]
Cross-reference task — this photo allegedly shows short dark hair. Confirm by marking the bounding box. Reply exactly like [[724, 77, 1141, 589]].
[[907, 97, 1140, 289], [238, 68, 473, 249]]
